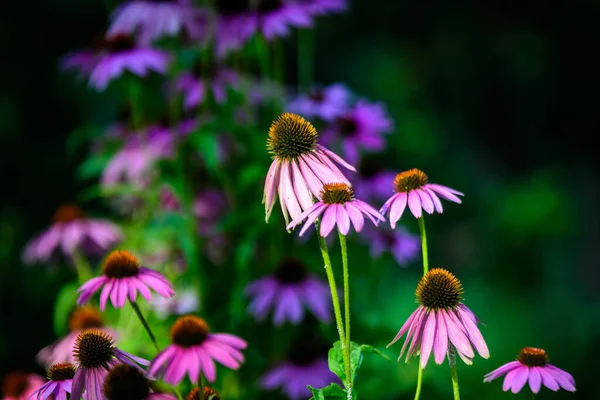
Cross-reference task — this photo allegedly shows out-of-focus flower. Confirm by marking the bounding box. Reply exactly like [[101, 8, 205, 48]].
[[321, 100, 393, 165], [301, 0, 347, 15], [263, 113, 355, 225], [484, 347, 576, 394], [148, 315, 247, 384], [76, 250, 174, 311], [71, 329, 149, 400], [287, 83, 351, 121], [28, 363, 76, 400], [102, 363, 178, 400], [380, 169, 464, 227], [174, 63, 239, 111], [365, 225, 420, 267], [22, 204, 122, 265], [287, 182, 384, 237], [352, 157, 398, 203], [159, 185, 181, 212], [152, 287, 200, 320], [1, 372, 45, 400], [388, 268, 489, 368], [245, 257, 330, 325], [185, 386, 220, 400], [193, 189, 227, 236]]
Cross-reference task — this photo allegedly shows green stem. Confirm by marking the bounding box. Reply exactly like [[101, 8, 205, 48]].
[[129, 300, 161, 353], [200, 373, 207, 399], [72, 250, 93, 284], [530, 393, 535, 400], [127, 79, 144, 131], [414, 367, 423, 400], [338, 231, 352, 388], [418, 217, 429, 275], [448, 345, 461, 400]]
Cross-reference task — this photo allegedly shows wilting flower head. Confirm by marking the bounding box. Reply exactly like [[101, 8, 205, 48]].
[[365, 225, 420, 267], [185, 386, 220, 400], [76, 250, 174, 310], [148, 315, 247, 384], [103, 363, 177, 400], [388, 268, 489, 368], [28, 363, 76, 400], [380, 169, 464, 227], [263, 113, 355, 225], [286, 182, 384, 237], [245, 257, 331, 325], [287, 83, 351, 121], [174, 62, 239, 111], [22, 204, 122, 265], [1, 372, 45, 400], [37, 306, 116, 366], [484, 347, 575, 394], [108, 0, 206, 45], [70, 329, 149, 400]]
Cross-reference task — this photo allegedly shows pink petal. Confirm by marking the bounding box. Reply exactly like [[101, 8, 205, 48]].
[[388, 193, 407, 228], [335, 204, 350, 235], [419, 310, 437, 369], [407, 190, 423, 218], [484, 361, 522, 382], [529, 366, 542, 393], [345, 202, 365, 232], [416, 189, 434, 214], [433, 310, 448, 364], [291, 161, 314, 211], [319, 205, 337, 237]]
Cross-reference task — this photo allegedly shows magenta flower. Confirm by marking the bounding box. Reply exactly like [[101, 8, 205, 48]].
[[76, 250, 174, 311], [388, 268, 489, 368], [380, 168, 464, 228], [22, 204, 122, 265], [148, 315, 247, 384], [103, 364, 178, 400], [245, 257, 331, 325], [302, 0, 347, 15], [174, 64, 239, 111], [287, 83, 351, 121], [365, 225, 420, 267], [71, 329, 149, 400], [28, 363, 76, 400], [108, 0, 206, 45], [321, 100, 393, 165], [286, 182, 384, 237], [264, 113, 355, 225], [484, 347, 576, 394], [1, 372, 45, 400]]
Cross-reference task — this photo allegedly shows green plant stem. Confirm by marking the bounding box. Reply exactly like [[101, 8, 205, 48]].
[[449, 345, 461, 400], [72, 250, 93, 284], [414, 367, 423, 400], [417, 217, 429, 275], [530, 394, 535, 400], [338, 231, 352, 388], [129, 300, 161, 353]]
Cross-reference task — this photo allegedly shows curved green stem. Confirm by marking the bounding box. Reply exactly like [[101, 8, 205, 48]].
[[72, 250, 93, 284], [414, 367, 423, 400], [417, 217, 429, 275], [129, 300, 160, 353], [338, 231, 352, 388], [448, 345, 461, 400]]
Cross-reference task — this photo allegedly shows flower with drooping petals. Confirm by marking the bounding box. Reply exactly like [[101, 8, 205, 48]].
[[484, 347, 576, 394], [76, 250, 174, 311], [365, 225, 420, 267], [286, 182, 384, 237], [185, 386, 220, 400], [28, 363, 76, 400], [245, 257, 331, 325], [148, 315, 247, 384], [103, 363, 177, 400], [388, 268, 489, 368], [380, 169, 464, 227], [287, 83, 351, 121], [70, 329, 149, 400], [264, 113, 355, 225], [174, 62, 239, 111], [1, 372, 45, 400], [22, 204, 122, 265]]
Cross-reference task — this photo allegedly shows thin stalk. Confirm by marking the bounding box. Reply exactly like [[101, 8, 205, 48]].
[[414, 367, 423, 400], [200, 373, 207, 400], [129, 300, 160, 353], [417, 217, 429, 275], [448, 345, 461, 400], [530, 394, 535, 400], [338, 231, 352, 387], [72, 250, 93, 284]]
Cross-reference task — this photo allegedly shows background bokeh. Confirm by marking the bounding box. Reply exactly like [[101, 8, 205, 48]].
[[1, 1, 599, 399]]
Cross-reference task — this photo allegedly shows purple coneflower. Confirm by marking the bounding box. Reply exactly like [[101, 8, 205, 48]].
[[148, 315, 247, 384], [152, 287, 200, 320], [286, 182, 384, 237], [365, 225, 420, 267], [185, 386, 220, 400], [301, 0, 347, 15], [352, 158, 398, 203], [1, 372, 45, 400], [388, 268, 489, 368], [245, 257, 330, 325], [108, 0, 206, 45], [321, 100, 393, 165], [174, 62, 239, 111], [263, 113, 355, 225], [484, 347, 576, 394], [22, 204, 122, 265], [76, 250, 174, 311], [28, 363, 76, 400], [287, 83, 351, 121], [380, 168, 464, 228], [70, 329, 149, 400], [103, 364, 177, 400]]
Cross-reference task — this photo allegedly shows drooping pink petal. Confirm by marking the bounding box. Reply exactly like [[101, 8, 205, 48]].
[[423, 187, 443, 213], [457, 306, 489, 358], [319, 205, 337, 237], [202, 342, 241, 369], [419, 310, 437, 369], [427, 184, 463, 204], [197, 347, 217, 381], [407, 190, 423, 218], [148, 346, 178, 377], [388, 307, 421, 347], [164, 348, 186, 384], [528, 366, 542, 393], [483, 361, 522, 382], [508, 366, 529, 393], [344, 202, 365, 232], [263, 160, 281, 222], [546, 365, 576, 391], [444, 311, 474, 361], [99, 280, 115, 311], [279, 162, 302, 224], [537, 366, 559, 391], [416, 189, 435, 214], [291, 161, 314, 211], [388, 193, 407, 228], [335, 204, 350, 235], [210, 333, 248, 349], [433, 310, 448, 364]]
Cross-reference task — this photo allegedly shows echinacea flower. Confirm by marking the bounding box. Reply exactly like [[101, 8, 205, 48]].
[[174, 63, 239, 111], [286, 182, 384, 237], [484, 347, 576, 394], [388, 268, 489, 368], [380, 169, 464, 228], [287, 83, 351, 121], [28, 363, 76, 400], [22, 204, 122, 265], [185, 386, 220, 400], [70, 329, 149, 400], [103, 364, 177, 400], [321, 100, 393, 165], [365, 225, 420, 267], [245, 257, 331, 325], [76, 250, 174, 311], [37, 306, 117, 366], [264, 113, 355, 225], [148, 315, 247, 384], [1, 372, 45, 400]]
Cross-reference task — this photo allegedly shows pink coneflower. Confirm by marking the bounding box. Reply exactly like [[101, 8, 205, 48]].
[[103, 364, 177, 400], [380, 169, 464, 228], [71, 329, 149, 400], [1, 372, 45, 400], [245, 257, 331, 325], [263, 113, 355, 225], [174, 62, 239, 111], [22, 204, 122, 265], [484, 347, 576, 394], [185, 386, 220, 400], [287, 83, 351, 122], [365, 225, 420, 267], [148, 315, 247, 384], [28, 363, 76, 400], [37, 306, 117, 366], [388, 268, 489, 368], [76, 250, 174, 311], [286, 182, 384, 237]]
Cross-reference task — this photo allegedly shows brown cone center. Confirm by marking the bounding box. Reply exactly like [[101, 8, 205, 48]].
[[53, 204, 85, 223], [68, 307, 104, 332], [170, 316, 210, 348], [102, 250, 140, 278], [393, 169, 429, 192], [517, 347, 549, 367], [48, 363, 76, 381], [416, 268, 463, 310]]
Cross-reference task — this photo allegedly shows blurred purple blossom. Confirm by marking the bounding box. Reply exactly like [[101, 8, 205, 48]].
[[152, 287, 200, 319], [287, 83, 351, 121], [364, 225, 420, 267], [174, 64, 239, 111]]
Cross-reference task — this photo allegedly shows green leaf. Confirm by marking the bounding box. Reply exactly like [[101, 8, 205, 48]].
[[328, 341, 346, 383], [190, 129, 219, 173], [307, 383, 348, 400], [53, 282, 81, 337], [359, 344, 392, 363], [328, 341, 392, 386]]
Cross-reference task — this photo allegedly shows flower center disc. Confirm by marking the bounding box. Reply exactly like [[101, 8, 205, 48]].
[[274, 257, 308, 284], [267, 113, 318, 160], [68, 307, 104, 332], [104, 34, 135, 53], [393, 169, 429, 192], [2, 372, 30, 398], [321, 183, 354, 204], [103, 364, 150, 400], [517, 347, 549, 367], [48, 363, 76, 381], [102, 250, 140, 278], [170, 316, 210, 347], [74, 329, 115, 368], [186, 387, 221, 400], [416, 268, 463, 310], [52, 204, 85, 223]]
